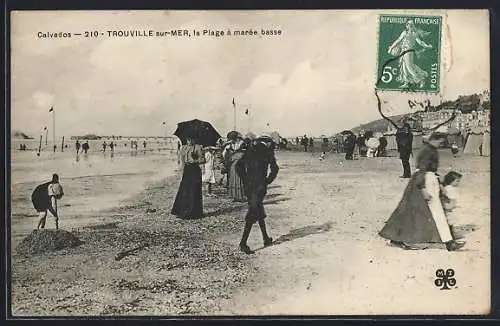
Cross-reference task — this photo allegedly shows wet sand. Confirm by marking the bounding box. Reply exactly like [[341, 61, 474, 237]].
[[10, 150, 490, 316]]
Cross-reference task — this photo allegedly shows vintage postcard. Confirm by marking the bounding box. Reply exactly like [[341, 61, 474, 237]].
[[9, 10, 490, 316]]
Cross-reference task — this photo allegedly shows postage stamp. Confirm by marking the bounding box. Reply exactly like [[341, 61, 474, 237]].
[[377, 15, 442, 93]]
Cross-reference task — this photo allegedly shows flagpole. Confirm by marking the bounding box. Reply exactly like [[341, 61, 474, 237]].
[[51, 106, 56, 151], [233, 99, 236, 131], [248, 105, 251, 134]]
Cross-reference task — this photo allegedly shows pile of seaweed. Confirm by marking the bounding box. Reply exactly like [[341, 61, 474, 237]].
[[16, 229, 83, 255]]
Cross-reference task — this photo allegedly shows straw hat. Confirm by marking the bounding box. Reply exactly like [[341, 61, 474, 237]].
[[245, 132, 257, 140], [257, 133, 274, 143]]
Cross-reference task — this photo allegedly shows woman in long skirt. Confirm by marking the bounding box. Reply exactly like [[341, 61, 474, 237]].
[[171, 137, 206, 219], [224, 132, 247, 202], [379, 133, 465, 251], [228, 149, 247, 202]]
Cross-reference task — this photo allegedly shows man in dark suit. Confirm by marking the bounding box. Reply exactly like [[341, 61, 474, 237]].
[[238, 135, 280, 254], [344, 133, 356, 160], [396, 123, 413, 178]]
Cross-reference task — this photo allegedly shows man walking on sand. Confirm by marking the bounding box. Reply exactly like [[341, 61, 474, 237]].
[[31, 173, 64, 230], [238, 134, 280, 254]]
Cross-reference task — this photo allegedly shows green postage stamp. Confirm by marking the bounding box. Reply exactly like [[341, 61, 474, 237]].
[[377, 15, 442, 93]]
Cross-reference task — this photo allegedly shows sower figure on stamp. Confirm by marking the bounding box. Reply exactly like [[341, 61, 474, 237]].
[[31, 173, 64, 230], [387, 20, 433, 89], [238, 134, 279, 254]]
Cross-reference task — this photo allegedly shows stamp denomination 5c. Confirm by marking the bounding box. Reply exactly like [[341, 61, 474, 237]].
[[377, 15, 442, 93]]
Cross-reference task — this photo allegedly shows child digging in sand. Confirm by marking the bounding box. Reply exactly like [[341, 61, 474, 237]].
[[31, 173, 64, 230]]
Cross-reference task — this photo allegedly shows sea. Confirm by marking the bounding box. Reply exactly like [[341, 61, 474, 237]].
[[10, 139, 180, 237]]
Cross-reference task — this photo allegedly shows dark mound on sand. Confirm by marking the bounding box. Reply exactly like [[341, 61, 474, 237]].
[[16, 229, 84, 255]]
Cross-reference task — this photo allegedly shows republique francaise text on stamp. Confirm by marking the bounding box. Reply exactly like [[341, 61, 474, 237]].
[[377, 15, 442, 93]]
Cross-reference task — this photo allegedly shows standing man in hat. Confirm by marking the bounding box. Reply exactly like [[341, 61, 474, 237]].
[[396, 122, 414, 178], [238, 134, 280, 254]]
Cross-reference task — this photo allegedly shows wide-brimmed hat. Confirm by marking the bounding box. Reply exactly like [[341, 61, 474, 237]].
[[245, 132, 257, 140], [227, 130, 243, 141], [257, 133, 274, 143]]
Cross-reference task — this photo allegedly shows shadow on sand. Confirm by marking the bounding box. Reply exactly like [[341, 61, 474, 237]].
[[263, 197, 292, 205], [255, 221, 334, 252], [452, 224, 479, 240], [203, 202, 246, 217], [204, 193, 290, 217]]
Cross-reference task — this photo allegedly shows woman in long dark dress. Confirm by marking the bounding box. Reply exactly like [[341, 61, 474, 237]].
[[379, 133, 465, 251], [171, 137, 206, 219]]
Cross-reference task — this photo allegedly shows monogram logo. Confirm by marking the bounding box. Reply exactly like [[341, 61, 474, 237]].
[[434, 269, 456, 290]]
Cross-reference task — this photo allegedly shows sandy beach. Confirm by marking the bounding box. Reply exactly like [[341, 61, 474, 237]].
[[10, 149, 490, 316]]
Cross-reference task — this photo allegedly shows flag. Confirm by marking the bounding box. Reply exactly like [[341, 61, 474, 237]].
[[245, 109, 249, 115], [232, 98, 235, 107], [49, 106, 53, 112]]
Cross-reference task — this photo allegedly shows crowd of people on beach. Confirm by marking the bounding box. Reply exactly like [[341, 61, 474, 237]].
[[30, 124, 466, 254], [171, 130, 279, 254], [342, 131, 389, 161]]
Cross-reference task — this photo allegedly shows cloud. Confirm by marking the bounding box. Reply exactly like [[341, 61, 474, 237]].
[[32, 91, 54, 108]]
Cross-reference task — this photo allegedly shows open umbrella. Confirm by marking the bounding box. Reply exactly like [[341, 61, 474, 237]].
[[270, 131, 281, 144], [366, 137, 380, 149], [174, 119, 221, 147], [340, 130, 354, 135]]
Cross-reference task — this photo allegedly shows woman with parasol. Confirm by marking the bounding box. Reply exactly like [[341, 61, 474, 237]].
[[171, 132, 206, 220], [223, 131, 247, 202]]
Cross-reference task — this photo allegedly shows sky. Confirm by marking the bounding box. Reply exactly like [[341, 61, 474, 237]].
[[11, 10, 489, 138]]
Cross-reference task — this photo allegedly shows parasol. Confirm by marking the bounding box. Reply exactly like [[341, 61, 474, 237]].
[[340, 130, 354, 135], [269, 131, 281, 144], [366, 137, 380, 149], [174, 119, 221, 147]]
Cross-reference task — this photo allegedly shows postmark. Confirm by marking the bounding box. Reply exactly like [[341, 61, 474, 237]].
[[377, 14, 442, 93]]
